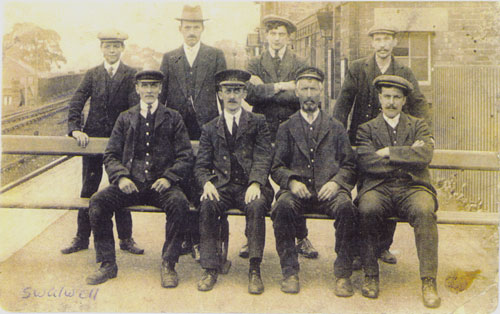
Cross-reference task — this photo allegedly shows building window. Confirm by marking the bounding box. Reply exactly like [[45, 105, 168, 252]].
[[393, 32, 432, 85]]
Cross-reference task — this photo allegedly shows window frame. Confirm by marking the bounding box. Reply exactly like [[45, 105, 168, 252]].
[[394, 32, 432, 86]]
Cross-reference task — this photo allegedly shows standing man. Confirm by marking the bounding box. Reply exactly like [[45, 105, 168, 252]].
[[271, 67, 357, 296], [86, 70, 194, 287], [64, 29, 143, 256], [333, 25, 432, 265], [245, 14, 317, 259], [159, 5, 227, 259], [356, 75, 440, 308], [195, 70, 274, 294]]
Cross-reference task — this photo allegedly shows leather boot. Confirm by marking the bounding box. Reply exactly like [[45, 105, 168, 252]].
[[61, 237, 89, 254], [422, 277, 441, 308], [86, 262, 118, 285], [160, 261, 178, 288], [119, 238, 144, 255]]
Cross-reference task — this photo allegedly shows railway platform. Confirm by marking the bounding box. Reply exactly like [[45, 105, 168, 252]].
[[0, 157, 498, 313]]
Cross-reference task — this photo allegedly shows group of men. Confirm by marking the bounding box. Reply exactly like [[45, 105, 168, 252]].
[[64, 5, 441, 309]]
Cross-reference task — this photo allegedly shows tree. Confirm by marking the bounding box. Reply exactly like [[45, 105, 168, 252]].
[[121, 44, 162, 70], [3, 23, 66, 72]]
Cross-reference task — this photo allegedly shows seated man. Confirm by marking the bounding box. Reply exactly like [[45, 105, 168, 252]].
[[271, 67, 357, 296], [86, 70, 194, 288], [195, 69, 274, 294], [356, 75, 440, 308]]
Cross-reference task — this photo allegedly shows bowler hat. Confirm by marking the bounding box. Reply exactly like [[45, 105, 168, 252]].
[[262, 14, 297, 34], [215, 69, 251, 87], [176, 5, 208, 22], [373, 75, 413, 95], [97, 29, 128, 42]]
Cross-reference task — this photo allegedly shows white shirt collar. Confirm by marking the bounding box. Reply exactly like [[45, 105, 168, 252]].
[[300, 109, 320, 125], [224, 108, 242, 134], [104, 60, 120, 76], [383, 113, 401, 129], [269, 45, 286, 60], [183, 41, 201, 66], [140, 100, 159, 118]]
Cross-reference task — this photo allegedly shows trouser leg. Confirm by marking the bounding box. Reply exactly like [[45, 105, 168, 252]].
[[399, 190, 438, 278], [358, 189, 392, 277], [378, 220, 397, 254], [295, 217, 308, 240], [199, 199, 223, 269], [156, 186, 189, 264], [324, 190, 356, 278], [115, 209, 133, 240], [76, 208, 91, 240], [271, 191, 302, 277], [241, 188, 272, 261], [81, 156, 103, 198], [89, 185, 136, 263]]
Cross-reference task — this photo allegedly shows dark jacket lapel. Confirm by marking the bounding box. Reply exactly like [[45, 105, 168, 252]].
[[216, 115, 226, 140], [235, 109, 249, 141], [261, 50, 278, 82], [193, 43, 212, 102], [172, 46, 188, 98], [288, 112, 311, 160], [153, 105, 167, 130], [315, 111, 333, 149], [279, 48, 294, 80], [373, 114, 392, 147], [108, 62, 127, 102], [396, 113, 411, 145]]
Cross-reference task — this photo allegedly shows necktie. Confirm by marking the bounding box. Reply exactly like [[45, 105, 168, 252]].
[[108, 66, 114, 78], [232, 116, 238, 137], [273, 49, 281, 71], [146, 104, 153, 122]]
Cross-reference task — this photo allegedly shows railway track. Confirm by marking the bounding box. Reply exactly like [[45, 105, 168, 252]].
[[1, 96, 71, 134]]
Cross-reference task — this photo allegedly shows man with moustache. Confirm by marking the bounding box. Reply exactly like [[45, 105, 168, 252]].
[[333, 25, 432, 267], [355, 75, 440, 308], [244, 14, 317, 260], [64, 29, 143, 256], [271, 67, 357, 296], [159, 5, 227, 260], [86, 70, 193, 287], [195, 69, 274, 294]]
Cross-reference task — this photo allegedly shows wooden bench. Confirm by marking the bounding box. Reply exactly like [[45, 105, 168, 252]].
[[1, 135, 499, 272]]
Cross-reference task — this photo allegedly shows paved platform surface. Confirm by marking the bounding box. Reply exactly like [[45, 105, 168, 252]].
[[0, 158, 498, 313]]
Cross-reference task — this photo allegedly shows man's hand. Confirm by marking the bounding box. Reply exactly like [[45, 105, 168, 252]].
[[201, 181, 220, 202], [318, 181, 340, 201], [412, 140, 425, 148], [72, 131, 89, 148], [249, 75, 264, 86], [289, 179, 312, 199], [151, 178, 171, 193], [118, 177, 138, 194], [376, 147, 390, 158], [245, 182, 261, 204]]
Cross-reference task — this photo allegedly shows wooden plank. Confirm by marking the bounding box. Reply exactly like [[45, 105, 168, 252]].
[[0, 199, 497, 225], [2, 135, 499, 171]]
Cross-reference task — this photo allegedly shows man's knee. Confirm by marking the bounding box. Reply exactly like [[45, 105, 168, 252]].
[[245, 197, 268, 218], [271, 192, 297, 221], [358, 193, 385, 219]]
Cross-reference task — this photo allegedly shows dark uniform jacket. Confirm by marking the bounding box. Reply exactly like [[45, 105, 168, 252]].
[[271, 111, 357, 199], [194, 109, 273, 189], [159, 43, 226, 137], [68, 62, 138, 137], [245, 49, 308, 134], [103, 105, 194, 186], [355, 112, 435, 200], [333, 54, 431, 144]]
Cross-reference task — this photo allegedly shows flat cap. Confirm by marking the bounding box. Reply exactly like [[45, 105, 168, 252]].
[[97, 29, 128, 42], [373, 75, 413, 94], [368, 24, 398, 37], [135, 70, 164, 82], [262, 14, 297, 34], [215, 69, 251, 87], [176, 5, 208, 22], [295, 67, 325, 83]]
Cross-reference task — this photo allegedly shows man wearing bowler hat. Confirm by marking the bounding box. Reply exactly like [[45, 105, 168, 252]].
[[86, 70, 193, 287], [271, 67, 357, 296], [160, 5, 227, 259], [64, 29, 143, 256], [333, 24, 433, 267], [244, 14, 318, 261], [195, 69, 274, 294], [355, 75, 440, 308]]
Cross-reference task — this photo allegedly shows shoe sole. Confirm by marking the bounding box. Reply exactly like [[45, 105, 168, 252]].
[[86, 270, 117, 285], [61, 247, 88, 254]]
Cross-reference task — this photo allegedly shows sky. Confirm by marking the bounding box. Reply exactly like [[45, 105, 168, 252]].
[[2, 0, 261, 72]]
